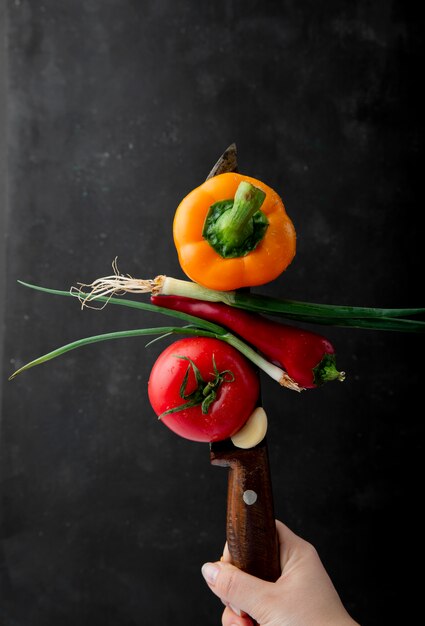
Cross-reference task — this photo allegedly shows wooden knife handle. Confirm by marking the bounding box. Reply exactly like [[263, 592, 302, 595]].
[[211, 438, 281, 583]]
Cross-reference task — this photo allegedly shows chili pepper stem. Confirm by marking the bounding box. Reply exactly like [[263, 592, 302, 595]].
[[312, 353, 345, 386]]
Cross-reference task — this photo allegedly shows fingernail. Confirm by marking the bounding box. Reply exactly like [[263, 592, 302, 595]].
[[201, 562, 219, 585]]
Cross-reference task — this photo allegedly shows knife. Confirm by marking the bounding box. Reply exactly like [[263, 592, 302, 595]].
[[207, 145, 281, 586]]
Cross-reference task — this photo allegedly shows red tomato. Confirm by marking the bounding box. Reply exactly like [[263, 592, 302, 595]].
[[148, 337, 260, 442]]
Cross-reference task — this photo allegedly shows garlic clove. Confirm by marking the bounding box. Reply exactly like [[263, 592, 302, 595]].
[[231, 407, 268, 449]]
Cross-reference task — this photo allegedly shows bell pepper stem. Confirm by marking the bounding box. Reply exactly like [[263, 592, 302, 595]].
[[202, 181, 268, 258], [214, 181, 266, 248]]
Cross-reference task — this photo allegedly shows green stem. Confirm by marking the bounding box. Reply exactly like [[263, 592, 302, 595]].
[[233, 292, 425, 320], [202, 182, 268, 258], [313, 354, 346, 386], [17, 281, 226, 336], [12, 282, 297, 387], [9, 325, 293, 388], [159, 277, 425, 331], [8, 326, 218, 380], [161, 277, 425, 319], [18, 280, 425, 333], [270, 312, 425, 332], [214, 181, 266, 248], [222, 334, 289, 385]]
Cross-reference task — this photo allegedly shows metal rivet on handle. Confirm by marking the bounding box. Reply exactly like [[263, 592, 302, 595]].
[[243, 490, 257, 505]]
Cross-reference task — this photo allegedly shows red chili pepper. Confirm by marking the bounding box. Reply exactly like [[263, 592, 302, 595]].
[[151, 295, 345, 389]]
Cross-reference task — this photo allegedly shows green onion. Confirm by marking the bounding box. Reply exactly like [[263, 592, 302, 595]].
[[18, 278, 425, 333], [10, 281, 302, 390], [231, 292, 425, 320], [8, 326, 215, 380], [39, 265, 423, 331], [158, 277, 425, 332], [256, 312, 425, 332]]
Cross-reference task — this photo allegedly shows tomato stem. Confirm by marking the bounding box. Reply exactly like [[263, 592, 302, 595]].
[[158, 355, 236, 418]]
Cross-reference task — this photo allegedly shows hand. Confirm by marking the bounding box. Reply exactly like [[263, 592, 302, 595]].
[[201, 520, 360, 626]]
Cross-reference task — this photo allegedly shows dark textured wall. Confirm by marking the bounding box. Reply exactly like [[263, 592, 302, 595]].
[[1, 1, 424, 624]]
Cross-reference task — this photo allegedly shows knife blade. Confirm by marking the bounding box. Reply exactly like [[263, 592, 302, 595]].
[[206, 142, 238, 179], [207, 145, 281, 585]]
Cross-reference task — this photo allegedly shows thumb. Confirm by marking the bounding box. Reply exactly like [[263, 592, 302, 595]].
[[201, 561, 271, 619]]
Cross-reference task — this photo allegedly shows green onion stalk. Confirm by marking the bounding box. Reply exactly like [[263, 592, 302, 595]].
[[50, 262, 425, 333], [9, 282, 302, 391], [9, 263, 424, 382]]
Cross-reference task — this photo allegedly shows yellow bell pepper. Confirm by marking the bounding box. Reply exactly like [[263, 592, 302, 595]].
[[173, 172, 296, 291]]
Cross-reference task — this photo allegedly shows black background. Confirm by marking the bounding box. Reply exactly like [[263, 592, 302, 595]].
[[1, 1, 424, 625]]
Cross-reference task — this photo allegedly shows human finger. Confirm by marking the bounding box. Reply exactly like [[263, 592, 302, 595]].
[[222, 605, 254, 626], [275, 518, 314, 568], [201, 561, 271, 622]]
